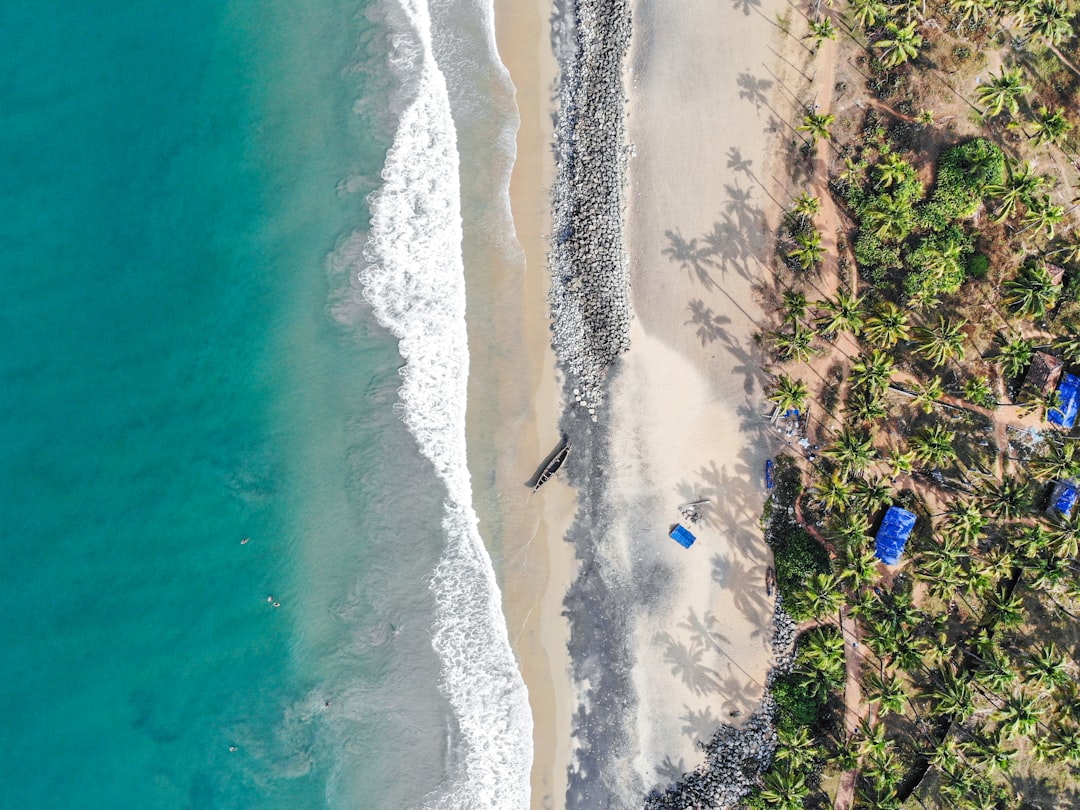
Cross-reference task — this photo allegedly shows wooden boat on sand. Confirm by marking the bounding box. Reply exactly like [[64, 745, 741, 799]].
[[532, 442, 571, 492]]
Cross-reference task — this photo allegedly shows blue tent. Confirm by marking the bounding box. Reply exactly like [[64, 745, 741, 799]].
[[670, 525, 696, 549], [874, 506, 916, 565], [1049, 373, 1080, 428], [1053, 482, 1078, 518]]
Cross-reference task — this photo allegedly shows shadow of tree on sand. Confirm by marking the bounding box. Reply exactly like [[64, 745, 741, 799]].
[[653, 631, 723, 696], [654, 754, 689, 785], [679, 704, 721, 742], [685, 299, 732, 346]]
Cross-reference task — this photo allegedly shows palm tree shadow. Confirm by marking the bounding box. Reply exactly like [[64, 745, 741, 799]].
[[653, 630, 723, 696], [663, 229, 718, 289], [737, 70, 773, 110], [679, 704, 721, 742], [732, 0, 762, 15], [679, 606, 732, 650], [654, 754, 689, 784], [685, 299, 732, 346]]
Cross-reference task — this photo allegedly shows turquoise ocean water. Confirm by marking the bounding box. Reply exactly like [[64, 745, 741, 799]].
[[0, 1, 529, 808]]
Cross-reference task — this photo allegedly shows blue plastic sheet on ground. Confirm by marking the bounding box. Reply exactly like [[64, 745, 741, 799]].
[[874, 506, 916, 565], [765, 459, 774, 489], [1050, 373, 1080, 428], [1055, 483, 1078, 517], [670, 524, 696, 549]]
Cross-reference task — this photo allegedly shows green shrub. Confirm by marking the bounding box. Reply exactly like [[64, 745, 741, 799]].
[[918, 138, 1005, 229], [965, 253, 990, 279], [773, 671, 829, 732]]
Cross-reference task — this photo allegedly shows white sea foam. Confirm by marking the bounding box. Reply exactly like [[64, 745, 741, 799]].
[[352, 0, 533, 807]]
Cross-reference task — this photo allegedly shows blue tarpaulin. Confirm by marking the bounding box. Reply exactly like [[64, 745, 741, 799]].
[[874, 506, 916, 565], [670, 525, 696, 549], [1054, 483, 1078, 517], [765, 459, 775, 489], [1050, 373, 1080, 428]]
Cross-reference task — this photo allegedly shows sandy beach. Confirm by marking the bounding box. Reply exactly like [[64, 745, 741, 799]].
[[486, 0, 805, 805]]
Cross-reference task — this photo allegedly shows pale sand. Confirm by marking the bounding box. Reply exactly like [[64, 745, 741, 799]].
[[611, 0, 797, 790], [487, 2, 578, 809]]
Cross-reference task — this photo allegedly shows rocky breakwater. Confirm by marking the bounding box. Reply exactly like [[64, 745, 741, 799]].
[[549, 0, 633, 415]]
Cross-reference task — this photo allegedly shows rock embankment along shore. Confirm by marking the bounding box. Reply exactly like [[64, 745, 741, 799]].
[[549, 0, 633, 414]]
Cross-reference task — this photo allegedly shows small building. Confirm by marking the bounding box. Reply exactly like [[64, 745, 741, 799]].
[[1048, 480, 1078, 519], [670, 524, 696, 549], [1023, 351, 1064, 396], [1049, 373, 1080, 429], [874, 506, 917, 566]]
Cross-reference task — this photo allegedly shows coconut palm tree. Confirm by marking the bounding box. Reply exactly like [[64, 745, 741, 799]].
[[811, 469, 853, 513], [1056, 328, 1080, 363], [782, 289, 809, 324], [824, 427, 877, 475], [963, 375, 996, 408], [976, 67, 1031, 118], [914, 315, 967, 367], [863, 193, 915, 242], [801, 572, 845, 619], [759, 763, 810, 809], [792, 191, 821, 220], [788, 228, 825, 271], [807, 16, 838, 44], [943, 498, 988, 542], [851, 349, 896, 393], [887, 444, 918, 477], [1004, 263, 1060, 318], [850, 476, 894, 513], [1018, 384, 1062, 419], [873, 21, 923, 68], [850, 0, 889, 27], [980, 475, 1031, 519], [1048, 231, 1080, 266], [908, 374, 944, 414], [986, 161, 1046, 222], [995, 333, 1034, 379], [1023, 642, 1072, 691], [841, 548, 881, 591], [768, 374, 809, 414], [1022, 196, 1066, 239], [994, 691, 1041, 740], [815, 289, 864, 338], [797, 110, 835, 145], [1026, 0, 1074, 46], [1048, 513, 1080, 558], [1030, 436, 1080, 480], [865, 669, 907, 717], [874, 152, 916, 190], [863, 301, 910, 349], [774, 324, 817, 362], [930, 666, 975, 720], [948, 0, 993, 23], [918, 544, 965, 599], [911, 424, 958, 467], [1029, 106, 1073, 146], [846, 389, 888, 425]]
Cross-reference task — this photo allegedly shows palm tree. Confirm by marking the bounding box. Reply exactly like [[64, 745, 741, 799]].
[[807, 17, 838, 45], [874, 153, 915, 190], [1022, 195, 1066, 239], [1048, 231, 1080, 266], [1030, 436, 1080, 480], [1018, 384, 1062, 419], [987, 590, 1026, 629], [1048, 513, 1080, 558], [1023, 642, 1072, 691], [811, 469, 853, 513], [841, 548, 881, 591], [887, 445, 918, 477], [851, 349, 895, 393], [948, 0, 992, 23], [815, 289, 864, 338], [846, 389, 888, 425], [963, 375, 996, 408], [863, 301, 910, 348], [850, 0, 889, 27], [911, 424, 958, 467], [994, 691, 1041, 740], [824, 428, 877, 475], [850, 476, 894, 513], [1026, 0, 1074, 46], [768, 374, 809, 414], [863, 193, 915, 242], [918, 544, 965, 599], [792, 191, 821, 220], [908, 374, 944, 414], [986, 161, 1046, 222], [782, 289, 809, 324], [1029, 106, 1073, 146], [801, 572, 845, 619], [788, 229, 825, 271], [1005, 263, 1060, 318], [980, 475, 1031, 519], [930, 667, 975, 720], [759, 763, 810, 809], [873, 21, 923, 68], [774, 324, 817, 362], [914, 315, 967, 367], [976, 67, 1031, 118], [995, 333, 1034, 379], [943, 498, 988, 542], [797, 110, 836, 145]]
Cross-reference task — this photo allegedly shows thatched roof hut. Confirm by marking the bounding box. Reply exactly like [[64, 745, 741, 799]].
[[1023, 351, 1064, 396]]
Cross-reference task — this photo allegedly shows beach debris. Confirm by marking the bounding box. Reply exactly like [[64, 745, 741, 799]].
[[677, 499, 708, 524]]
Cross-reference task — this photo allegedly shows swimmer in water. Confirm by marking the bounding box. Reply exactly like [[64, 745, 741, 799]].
[[241, 537, 249, 545]]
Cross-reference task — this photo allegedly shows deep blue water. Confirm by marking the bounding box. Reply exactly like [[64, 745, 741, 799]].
[[0, 2, 457, 807]]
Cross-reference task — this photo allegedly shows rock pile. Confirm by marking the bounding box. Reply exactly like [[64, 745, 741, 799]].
[[549, 0, 633, 414], [643, 598, 798, 809]]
